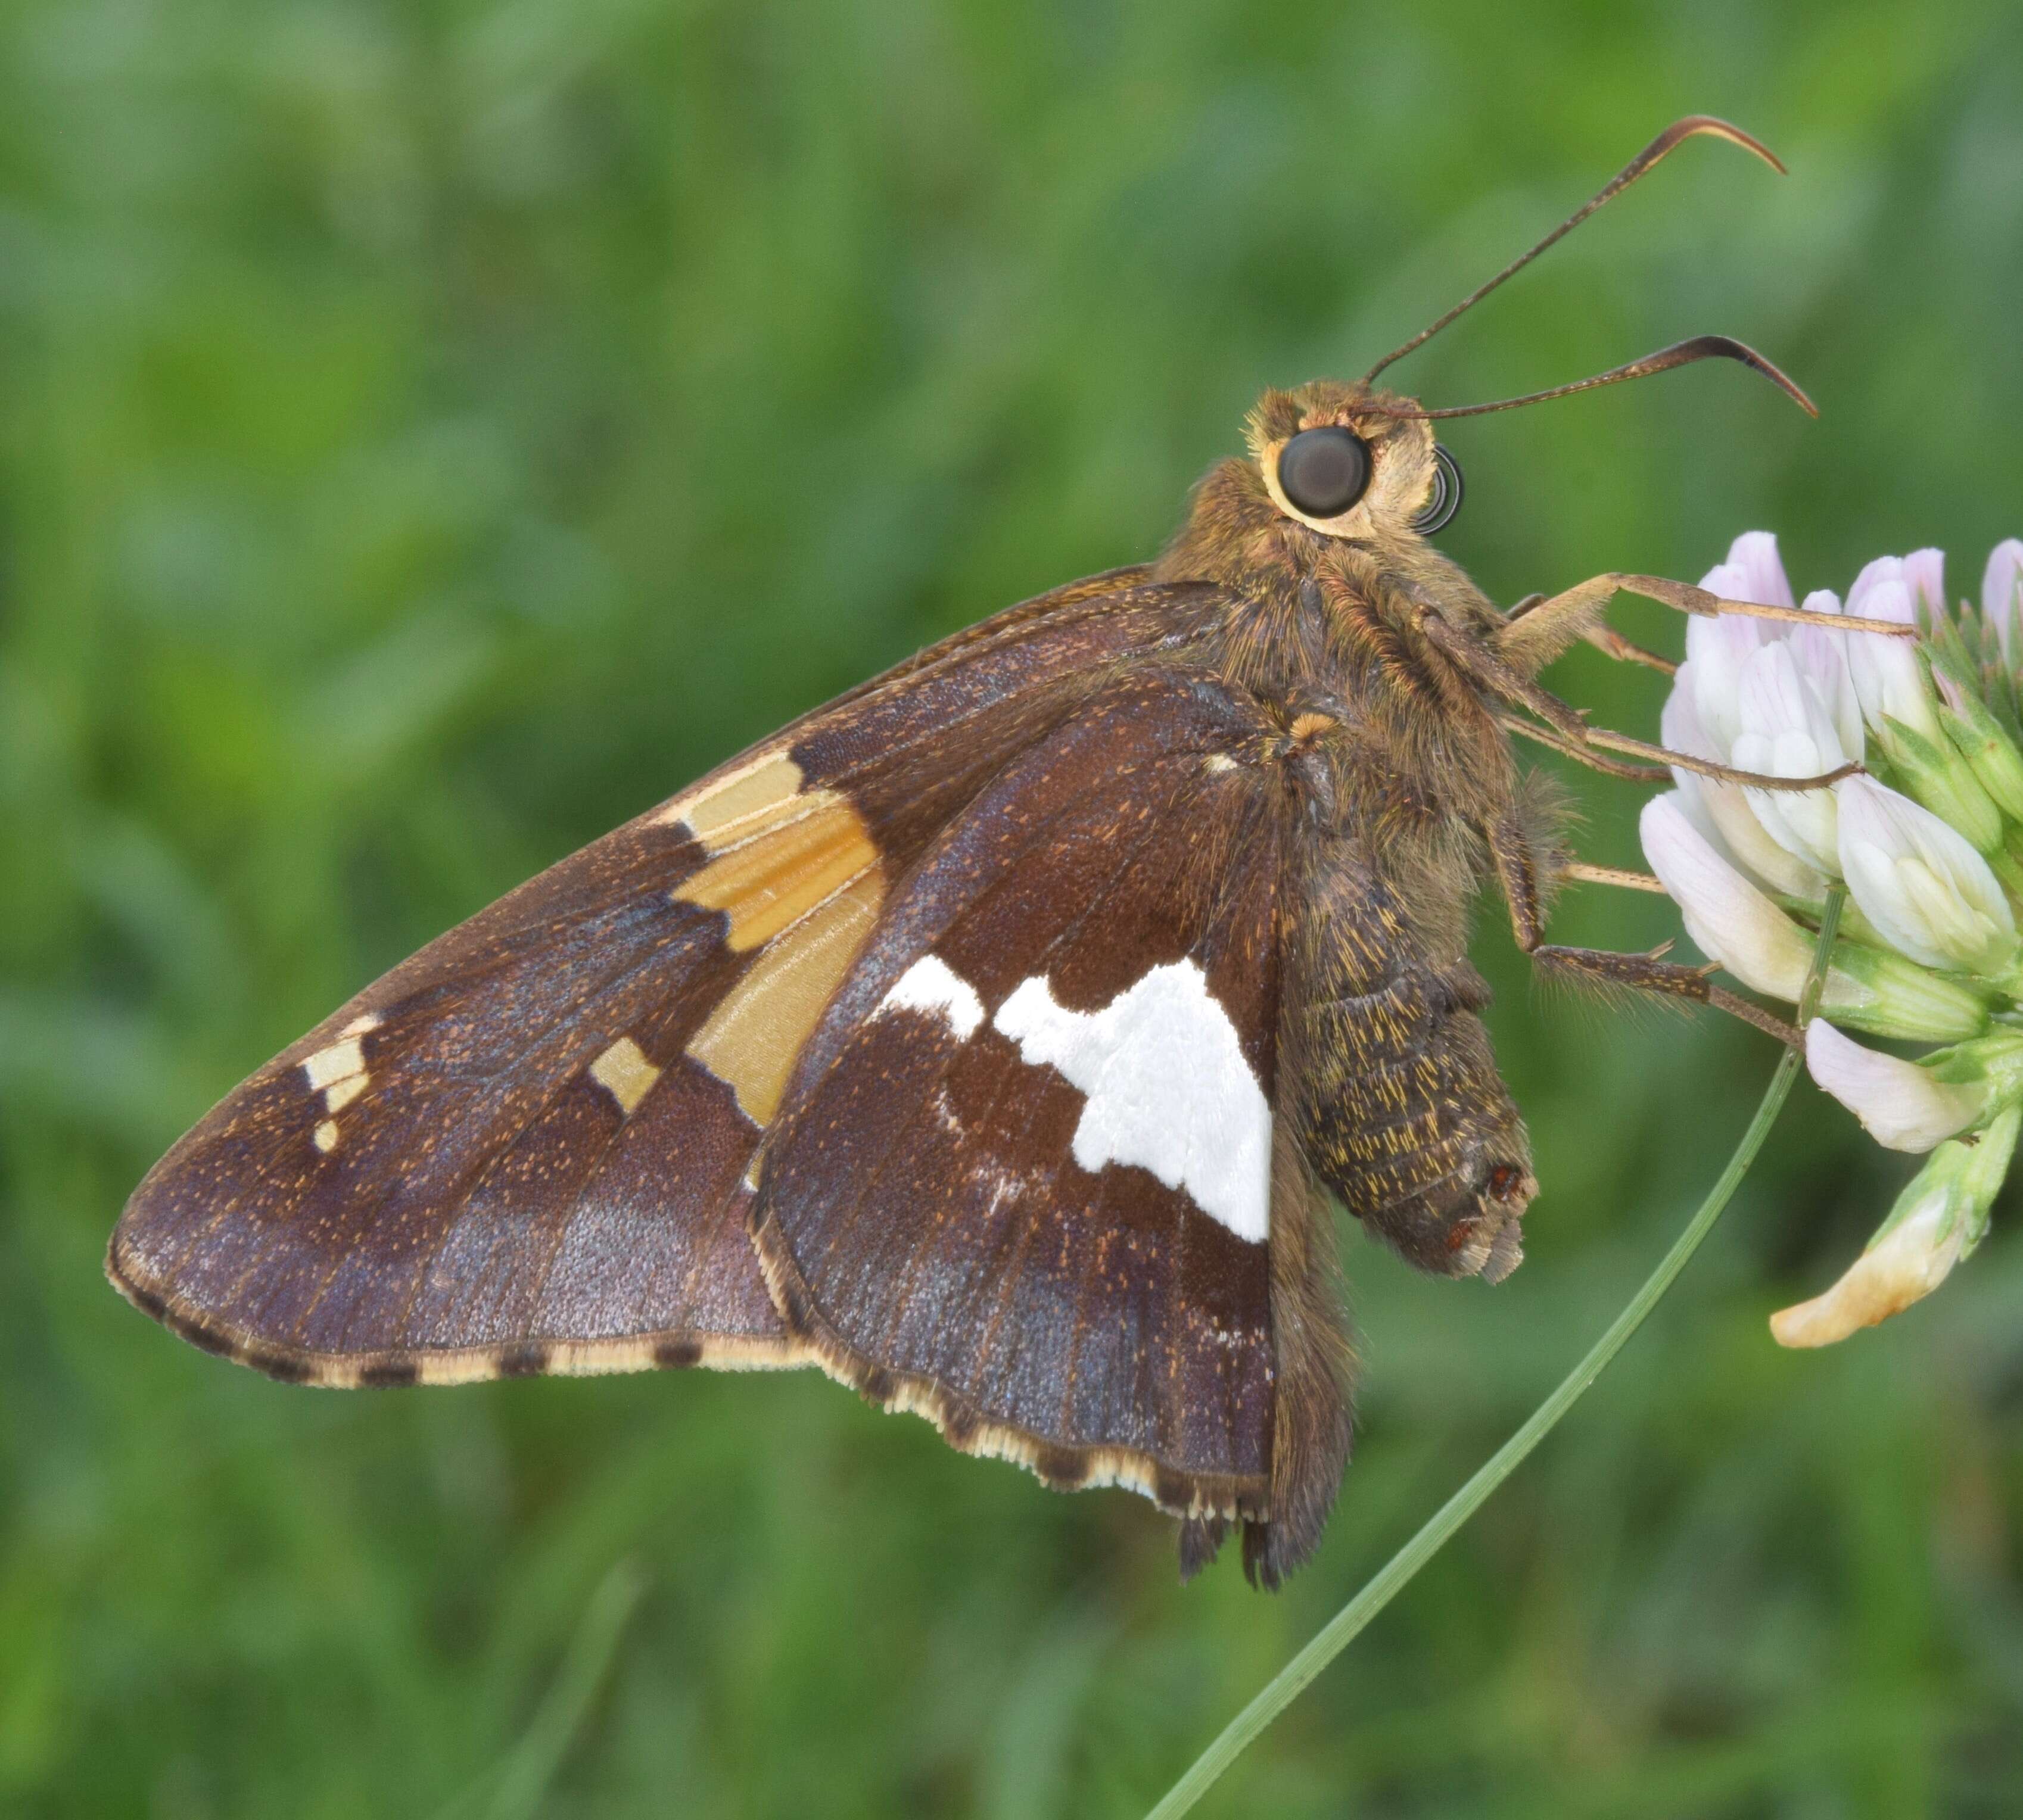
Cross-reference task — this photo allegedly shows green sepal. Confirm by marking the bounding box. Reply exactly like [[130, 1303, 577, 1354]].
[[1822, 939, 1993, 1043], [1939, 691, 2023, 824], [1881, 713, 2005, 853]]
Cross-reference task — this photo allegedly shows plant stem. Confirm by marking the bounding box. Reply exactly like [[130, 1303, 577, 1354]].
[[1145, 890, 1845, 1820]]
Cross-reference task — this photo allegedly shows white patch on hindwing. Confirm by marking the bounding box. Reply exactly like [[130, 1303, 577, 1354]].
[[992, 961, 1271, 1244], [877, 954, 985, 1039]]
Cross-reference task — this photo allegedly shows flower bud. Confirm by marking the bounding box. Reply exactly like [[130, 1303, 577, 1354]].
[[1835, 777, 2020, 977], [1770, 1105, 2019, 1347], [1804, 1020, 1987, 1151], [1819, 938, 1992, 1043]]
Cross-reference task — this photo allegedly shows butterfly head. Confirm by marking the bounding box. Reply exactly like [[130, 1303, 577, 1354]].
[[1247, 381, 1462, 546]]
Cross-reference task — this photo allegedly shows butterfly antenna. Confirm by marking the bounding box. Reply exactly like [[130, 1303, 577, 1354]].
[[1361, 116, 1786, 383], [1375, 334, 1818, 420]]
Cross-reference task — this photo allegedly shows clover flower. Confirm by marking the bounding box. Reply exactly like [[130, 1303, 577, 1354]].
[[1639, 532, 2023, 1346]]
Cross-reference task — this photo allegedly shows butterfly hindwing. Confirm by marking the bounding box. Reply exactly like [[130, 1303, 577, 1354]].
[[754, 664, 1352, 1579], [108, 568, 1228, 1385]]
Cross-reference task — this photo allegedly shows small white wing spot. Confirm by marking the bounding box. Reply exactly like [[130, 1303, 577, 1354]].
[[589, 1036, 662, 1116], [341, 1013, 383, 1038], [303, 1038, 365, 1092], [992, 961, 1271, 1244], [303, 1033, 373, 1136], [879, 953, 985, 1040]]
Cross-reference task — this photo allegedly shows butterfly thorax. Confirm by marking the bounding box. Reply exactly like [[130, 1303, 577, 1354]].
[[1141, 392, 1538, 1300]]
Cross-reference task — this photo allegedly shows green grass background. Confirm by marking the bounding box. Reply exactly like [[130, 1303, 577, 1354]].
[[5, 1, 2023, 1814]]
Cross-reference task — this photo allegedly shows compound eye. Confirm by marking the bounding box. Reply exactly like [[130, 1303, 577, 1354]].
[[1276, 426, 1371, 518]]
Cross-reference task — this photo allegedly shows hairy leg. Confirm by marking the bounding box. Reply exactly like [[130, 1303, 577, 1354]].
[[1485, 810, 1799, 1047], [1420, 607, 1859, 793]]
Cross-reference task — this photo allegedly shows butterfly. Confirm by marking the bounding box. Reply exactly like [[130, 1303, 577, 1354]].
[[107, 117, 1881, 1587]]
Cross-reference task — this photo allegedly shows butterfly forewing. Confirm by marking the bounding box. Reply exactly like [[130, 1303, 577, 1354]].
[[754, 666, 1314, 1554], [109, 569, 1227, 1386]]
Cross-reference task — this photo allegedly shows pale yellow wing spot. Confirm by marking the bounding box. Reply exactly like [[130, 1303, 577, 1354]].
[[588, 1036, 663, 1117], [303, 1038, 365, 1092], [652, 749, 807, 844], [304, 1025, 378, 1152], [687, 868, 885, 1126]]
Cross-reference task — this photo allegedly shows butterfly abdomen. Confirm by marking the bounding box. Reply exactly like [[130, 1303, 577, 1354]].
[[1285, 826, 1535, 1285]]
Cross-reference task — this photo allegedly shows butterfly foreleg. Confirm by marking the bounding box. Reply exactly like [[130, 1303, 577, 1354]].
[[1494, 571, 1915, 676]]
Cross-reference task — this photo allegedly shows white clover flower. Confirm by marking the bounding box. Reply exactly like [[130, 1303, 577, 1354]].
[[1637, 791, 1985, 1043], [1803, 1020, 1985, 1152], [1637, 535, 2023, 1350], [1835, 775, 2018, 977]]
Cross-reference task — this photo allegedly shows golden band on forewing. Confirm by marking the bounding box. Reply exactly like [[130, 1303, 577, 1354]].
[[655, 747, 889, 1126], [687, 868, 885, 1126], [675, 796, 880, 952]]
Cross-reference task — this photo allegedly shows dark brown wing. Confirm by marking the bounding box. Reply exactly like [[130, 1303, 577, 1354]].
[[109, 568, 1228, 1387], [752, 666, 1353, 1584]]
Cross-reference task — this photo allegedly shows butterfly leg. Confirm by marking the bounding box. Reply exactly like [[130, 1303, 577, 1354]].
[[1495, 708, 1860, 793], [1415, 609, 1859, 793], [1495, 571, 1915, 675], [1504, 593, 1678, 675], [1485, 809, 1800, 1046]]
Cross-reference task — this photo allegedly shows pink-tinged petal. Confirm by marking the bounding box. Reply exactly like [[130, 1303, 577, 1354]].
[[1725, 531, 1796, 609], [1844, 576, 1938, 741], [1804, 1020, 1985, 1151], [1639, 792, 1816, 998], [1847, 554, 1905, 621], [1903, 547, 1946, 621], [1698, 558, 1750, 599], [1982, 539, 2023, 663]]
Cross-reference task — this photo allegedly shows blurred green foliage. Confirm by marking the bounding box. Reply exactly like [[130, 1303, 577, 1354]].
[[4, 1, 2023, 1814]]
